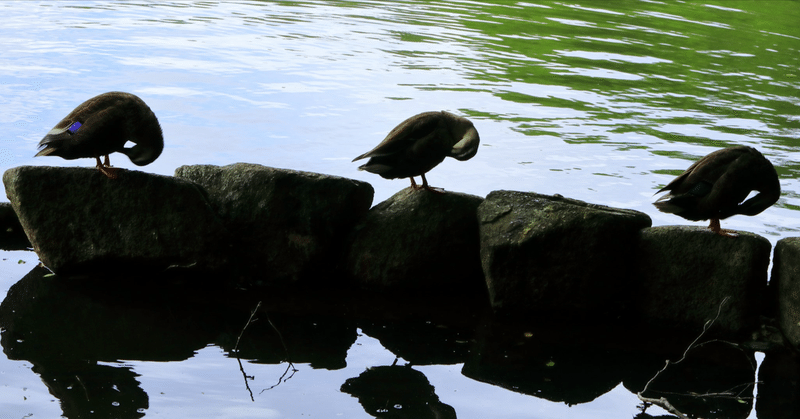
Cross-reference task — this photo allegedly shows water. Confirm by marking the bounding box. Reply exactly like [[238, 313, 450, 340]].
[[1, 1, 799, 418]]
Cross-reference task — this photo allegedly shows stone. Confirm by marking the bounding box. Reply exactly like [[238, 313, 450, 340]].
[[0, 201, 30, 250], [175, 163, 373, 286], [769, 237, 800, 348], [477, 190, 651, 316], [3, 166, 230, 276], [635, 226, 771, 335], [344, 187, 485, 297]]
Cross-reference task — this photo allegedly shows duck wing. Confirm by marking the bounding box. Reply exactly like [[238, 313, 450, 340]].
[[656, 147, 747, 196], [35, 93, 134, 159], [655, 146, 779, 219], [352, 111, 443, 161]]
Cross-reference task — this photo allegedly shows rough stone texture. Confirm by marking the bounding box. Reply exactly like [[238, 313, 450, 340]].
[[175, 163, 374, 286], [0, 201, 30, 250], [477, 190, 652, 315], [635, 226, 771, 336], [343, 187, 485, 297], [769, 237, 800, 348], [3, 166, 230, 276]]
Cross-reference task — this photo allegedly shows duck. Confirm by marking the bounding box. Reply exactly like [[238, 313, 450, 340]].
[[35, 91, 164, 179], [653, 145, 780, 237], [352, 111, 480, 191]]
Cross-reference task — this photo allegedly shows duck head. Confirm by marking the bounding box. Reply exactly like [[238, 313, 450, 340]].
[[447, 118, 480, 161]]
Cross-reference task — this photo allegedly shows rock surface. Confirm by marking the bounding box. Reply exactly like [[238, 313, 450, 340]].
[[0, 201, 30, 250], [3, 166, 230, 275], [175, 163, 374, 286], [635, 226, 770, 335], [344, 187, 485, 297], [477, 190, 651, 315], [769, 237, 800, 347]]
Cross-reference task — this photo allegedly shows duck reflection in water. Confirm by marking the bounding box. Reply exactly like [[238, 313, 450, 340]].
[[653, 146, 780, 237], [35, 91, 164, 179], [341, 362, 457, 419], [353, 111, 480, 192]]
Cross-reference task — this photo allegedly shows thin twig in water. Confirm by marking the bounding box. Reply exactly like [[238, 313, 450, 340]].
[[258, 312, 298, 392], [637, 296, 731, 418], [265, 314, 291, 361], [638, 396, 691, 419], [75, 375, 90, 401], [237, 357, 255, 402], [234, 301, 262, 354], [234, 301, 262, 402], [640, 296, 730, 395], [260, 363, 299, 393]]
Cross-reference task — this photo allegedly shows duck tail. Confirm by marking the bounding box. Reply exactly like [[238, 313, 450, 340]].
[[35, 135, 69, 157]]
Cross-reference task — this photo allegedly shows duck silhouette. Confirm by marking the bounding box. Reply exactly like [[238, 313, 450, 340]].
[[35, 91, 164, 179], [353, 111, 479, 191], [654, 146, 780, 237]]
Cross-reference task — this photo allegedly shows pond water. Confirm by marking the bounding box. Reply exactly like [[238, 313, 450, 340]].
[[1, 1, 799, 418]]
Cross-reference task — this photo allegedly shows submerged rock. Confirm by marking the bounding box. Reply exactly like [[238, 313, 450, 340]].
[[769, 237, 800, 348], [634, 226, 770, 335], [3, 166, 230, 276], [344, 187, 485, 297], [0, 201, 30, 250], [175, 163, 373, 287], [477, 190, 651, 316]]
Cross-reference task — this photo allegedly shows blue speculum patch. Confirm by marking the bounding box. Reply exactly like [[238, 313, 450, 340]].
[[67, 121, 82, 133]]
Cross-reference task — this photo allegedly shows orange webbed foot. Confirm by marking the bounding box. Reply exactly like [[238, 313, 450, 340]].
[[408, 174, 445, 194], [708, 219, 739, 238], [95, 156, 120, 179]]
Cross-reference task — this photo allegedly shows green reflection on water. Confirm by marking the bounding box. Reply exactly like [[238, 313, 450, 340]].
[[375, 0, 800, 156]]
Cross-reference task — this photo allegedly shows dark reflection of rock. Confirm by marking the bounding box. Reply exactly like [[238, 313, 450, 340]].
[[461, 317, 628, 405], [622, 338, 755, 419], [464, 316, 757, 418], [0, 267, 220, 363], [0, 266, 214, 417], [756, 349, 800, 419], [0, 201, 30, 250], [39, 362, 148, 419], [360, 319, 474, 366], [352, 290, 487, 366], [341, 365, 456, 419], [0, 267, 357, 417], [215, 310, 357, 370]]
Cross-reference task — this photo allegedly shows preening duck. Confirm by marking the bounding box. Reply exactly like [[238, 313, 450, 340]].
[[35, 91, 164, 179], [353, 111, 480, 191], [653, 146, 780, 237]]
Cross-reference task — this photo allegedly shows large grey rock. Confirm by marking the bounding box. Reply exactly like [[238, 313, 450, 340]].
[[0, 201, 30, 250], [3, 166, 230, 276], [175, 163, 373, 286], [344, 187, 485, 297], [477, 190, 651, 315], [769, 237, 800, 348], [635, 226, 770, 335]]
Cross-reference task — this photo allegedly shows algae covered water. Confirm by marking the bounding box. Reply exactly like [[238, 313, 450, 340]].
[[1, 1, 799, 418]]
